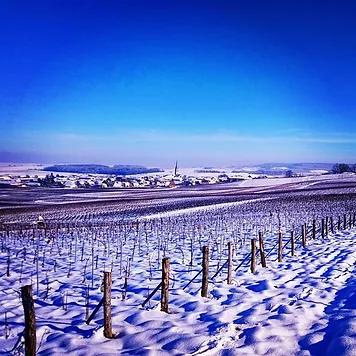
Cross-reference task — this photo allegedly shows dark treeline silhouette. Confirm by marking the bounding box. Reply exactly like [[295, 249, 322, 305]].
[[332, 163, 356, 174]]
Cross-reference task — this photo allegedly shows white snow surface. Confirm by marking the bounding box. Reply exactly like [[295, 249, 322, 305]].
[[138, 198, 276, 221], [0, 222, 355, 355]]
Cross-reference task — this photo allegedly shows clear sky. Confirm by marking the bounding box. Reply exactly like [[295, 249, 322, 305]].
[[1, 0, 356, 167]]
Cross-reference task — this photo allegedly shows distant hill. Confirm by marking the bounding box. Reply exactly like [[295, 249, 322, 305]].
[[233, 163, 334, 175], [43, 164, 162, 175]]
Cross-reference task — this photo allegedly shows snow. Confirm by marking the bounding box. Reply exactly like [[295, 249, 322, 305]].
[[238, 172, 355, 188], [0, 202, 355, 355], [138, 197, 275, 220]]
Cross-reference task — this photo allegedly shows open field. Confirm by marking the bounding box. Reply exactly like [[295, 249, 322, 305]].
[[1, 173, 355, 222], [0, 174, 355, 355]]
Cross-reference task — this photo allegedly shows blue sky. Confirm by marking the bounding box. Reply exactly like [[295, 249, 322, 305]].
[[1, 0, 356, 167]]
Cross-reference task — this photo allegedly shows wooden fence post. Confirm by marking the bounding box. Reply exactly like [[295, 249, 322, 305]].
[[161, 257, 170, 312], [250, 239, 256, 274], [258, 232, 267, 268], [278, 232, 283, 262], [6, 249, 10, 277], [201, 246, 209, 297], [312, 219, 316, 239], [85, 285, 90, 320], [21, 285, 36, 356], [103, 272, 114, 338], [330, 217, 334, 234], [290, 230, 295, 257], [227, 242, 233, 284]]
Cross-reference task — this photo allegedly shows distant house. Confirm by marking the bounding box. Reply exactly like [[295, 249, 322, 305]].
[[0, 175, 12, 181], [113, 181, 124, 188], [182, 181, 193, 187], [209, 177, 219, 184], [141, 179, 151, 187], [26, 181, 41, 187], [64, 180, 77, 189], [218, 174, 230, 183], [130, 180, 140, 188]]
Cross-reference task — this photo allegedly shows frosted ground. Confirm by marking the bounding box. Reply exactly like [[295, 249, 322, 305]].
[[0, 175, 355, 355]]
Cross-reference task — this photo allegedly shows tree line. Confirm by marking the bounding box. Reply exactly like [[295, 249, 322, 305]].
[[332, 163, 356, 174]]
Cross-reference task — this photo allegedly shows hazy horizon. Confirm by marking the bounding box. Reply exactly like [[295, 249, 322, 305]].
[[0, 156, 350, 171], [2, 1, 356, 165]]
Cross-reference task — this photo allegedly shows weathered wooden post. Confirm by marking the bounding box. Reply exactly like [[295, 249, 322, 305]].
[[301, 224, 306, 248], [290, 230, 295, 256], [305, 223, 308, 245], [21, 285, 36, 356], [312, 219, 316, 239], [250, 239, 256, 274], [85, 285, 90, 320], [227, 242, 233, 284], [103, 271, 114, 338], [278, 232, 283, 262], [161, 257, 170, 312], [258, 231, 267, 268], [6, 249, 10, 277], [201, 246, 209, 297], [330, 217, 334, 234]]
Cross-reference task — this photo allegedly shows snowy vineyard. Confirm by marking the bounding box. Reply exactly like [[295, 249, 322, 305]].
[[0, 195, 355, 355]]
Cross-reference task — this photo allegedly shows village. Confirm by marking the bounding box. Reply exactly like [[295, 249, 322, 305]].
[[0, 168, 259, 190]]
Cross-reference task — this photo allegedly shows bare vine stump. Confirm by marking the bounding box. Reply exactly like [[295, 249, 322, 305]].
[[21, 285, 36, 356], [325, 217, 329, 237], [338, 216, 341, 230], [278, 232, 283, 262], [227, 242, 233, 284], [103, 272, 114, 338], [290, 230, 295, 257], [201, 246, 209, 297], [349, 213, 352, 229], [161, 257, 170, 312], [250, 239, 257, 274], [258, 232, 267, 268], [321, 218, 325, 239], [343, 214, 347, 230]]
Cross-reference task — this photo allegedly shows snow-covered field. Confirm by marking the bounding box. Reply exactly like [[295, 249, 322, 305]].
[[0, 195, 355, 355]]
